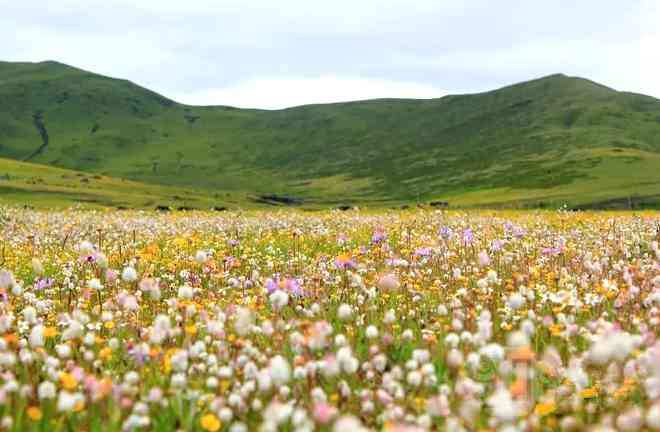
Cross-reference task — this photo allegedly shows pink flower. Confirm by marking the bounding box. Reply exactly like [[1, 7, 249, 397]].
[[106, 269, 118, 283], [313, 402, 337, 424], [478, 250, 490, 267], [426, 395, 450, 417]]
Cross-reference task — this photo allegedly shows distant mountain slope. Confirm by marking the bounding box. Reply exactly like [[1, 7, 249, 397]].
[[1, 60, 660, 208]]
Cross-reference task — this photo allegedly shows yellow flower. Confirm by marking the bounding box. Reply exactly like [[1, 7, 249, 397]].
[[104, 321, 115, 330], [26, 406, 42, 421], [99, 346, 112, 360], [549, 324, 563, 336], [580, 387, 598, 399], [59, 372, 78, 390], [534, 401, 557, 416], [43, 327, 58, 338], [185, 324, 197, 335], [74, 400, 85, 412], [200, 413, 221, 432]]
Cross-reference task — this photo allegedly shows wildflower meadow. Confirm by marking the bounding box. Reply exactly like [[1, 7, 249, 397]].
[[0, 207, 659, 431]]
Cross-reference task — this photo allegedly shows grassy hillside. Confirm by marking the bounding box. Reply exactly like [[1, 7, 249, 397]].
[[0, 158, 243, 209], [1, 60, 660, 208]]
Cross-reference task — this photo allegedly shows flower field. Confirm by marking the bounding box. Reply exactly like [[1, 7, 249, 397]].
[[0, 207, 659, 431]]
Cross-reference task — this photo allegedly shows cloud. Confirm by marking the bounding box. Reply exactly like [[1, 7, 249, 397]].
[[1, 0, 659, 106], [170, 76, 447, 109]]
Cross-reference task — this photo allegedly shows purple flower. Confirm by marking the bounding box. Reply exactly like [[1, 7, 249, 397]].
[[334, 254, 356, 270], [491, 239, 504, 252], [438, 227, 453, 241], [34, 278, 55, 291], [227, 239, 240, 247], [285, 278, 304, 297], [541, 247, 561, 257], [414, 247, 432, 257], [462, 228, 474, 245], [371, 230, 387, 245], [265, 278, 279, 294], [513, 226, 526, 239]]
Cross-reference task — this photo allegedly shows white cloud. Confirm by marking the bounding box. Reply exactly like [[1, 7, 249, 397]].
[[171, 76, 447, 109], [2, 0, 660, 106]]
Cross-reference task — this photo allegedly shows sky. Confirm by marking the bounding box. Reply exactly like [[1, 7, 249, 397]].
[[2, 0, 659, 109]]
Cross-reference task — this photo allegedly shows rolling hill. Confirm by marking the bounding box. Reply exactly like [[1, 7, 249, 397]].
[[0, 157, 247, 209], [1, 60, 660, 208]]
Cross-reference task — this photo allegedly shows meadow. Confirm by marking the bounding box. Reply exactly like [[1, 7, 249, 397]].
[[0, 207, 659, 431]]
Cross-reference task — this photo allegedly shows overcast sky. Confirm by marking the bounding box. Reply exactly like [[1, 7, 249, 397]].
[[2, 0, 659, 109]]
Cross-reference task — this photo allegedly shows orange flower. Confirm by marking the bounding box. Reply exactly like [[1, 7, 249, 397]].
[[26, 406, 42, 421], [3, 333, 18, 345], [510, 346, 535, 362], [510, 377, 527, 398]]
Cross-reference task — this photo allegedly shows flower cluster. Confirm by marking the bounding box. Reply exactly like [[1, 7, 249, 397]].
[[0, 207, 658, 431]]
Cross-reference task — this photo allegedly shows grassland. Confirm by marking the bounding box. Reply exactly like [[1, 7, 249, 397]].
[[0, 158, 245, 209]]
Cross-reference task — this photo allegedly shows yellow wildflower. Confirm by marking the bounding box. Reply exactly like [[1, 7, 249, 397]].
[[200, 413, 221, 432]]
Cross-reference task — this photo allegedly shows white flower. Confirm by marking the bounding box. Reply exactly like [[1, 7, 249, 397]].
[[486, 386, 520, 423], [480, 343, 505, 362], [62, 320, 84, 341], [38, 381, 56, 400], [29, 325, 44, 348], [507, 331, 529, 348], [234, 307, 254, 337], [647, 403, 660, 430], [269, 355, 291, 386], [55, 344, 72, 359], [383, 309, 396, 324], [171, 373, 187, 388], [506, 293, 525, 310], [269, 290, 289, 310], [31, 258, 44, 275], [588, 331, 637, 365], [0, 270, 14, 290], [78, 241, 94, 256], [365, 325, 378, 339], [337, 304, 352, 321], [57, 391, 85, 412], [195, 250, 208, 264], [447, 349, 464, 369], [407, 370, 422, 387], [178, 285, 193, 299], [87, 278, 103, 291], [121, 266, 138, 282], [170, 350, 189, 372], [617, 407, 643, 432], [333, 416, 366, 432], [22, 306, 37, 324]]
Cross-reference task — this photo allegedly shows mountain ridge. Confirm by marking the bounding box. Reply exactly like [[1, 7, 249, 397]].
[[1, 60, 660, 209]]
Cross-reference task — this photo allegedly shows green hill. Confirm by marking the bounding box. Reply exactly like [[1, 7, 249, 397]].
[[1, 60, 660, 208], [0, 157, 247, 209]]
